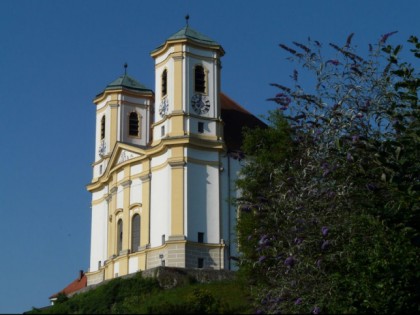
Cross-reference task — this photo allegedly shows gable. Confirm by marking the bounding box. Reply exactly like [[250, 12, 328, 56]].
[[117, 149, 141, 165], [104, 143, 146, 178]]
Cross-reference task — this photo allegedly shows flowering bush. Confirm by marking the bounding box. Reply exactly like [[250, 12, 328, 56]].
[[236, 34, 419, 314]]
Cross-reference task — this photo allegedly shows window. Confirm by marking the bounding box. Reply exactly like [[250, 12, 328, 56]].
[[100, 115, 106, 140], [162, 234, 166, 245], [198, 258, 204, 269], [198, 122, 204, 133], [129, 112, 140, 137], [161, 125, 165, 137], [195, 65, 205, 93], [161, 69, 167, 96], [131, 214, 140, 252], [117, 219, 123, 254], [198, 232, 204, 243]]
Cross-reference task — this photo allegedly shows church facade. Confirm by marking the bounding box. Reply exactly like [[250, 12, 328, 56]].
[[85, 24, 264, 286]]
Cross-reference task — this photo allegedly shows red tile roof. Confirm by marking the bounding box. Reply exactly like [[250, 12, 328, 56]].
[[220, 92, 267, 151], [49, 271, 87, 299]]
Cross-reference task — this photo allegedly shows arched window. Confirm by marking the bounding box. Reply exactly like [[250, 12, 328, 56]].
[[100, 115, 106, 140], [161, 69, 167, 96], [117, 219, 123, 254], [129, 112, 140, 137], [131, 214, 140, 252], [195, 65, 205, 93]]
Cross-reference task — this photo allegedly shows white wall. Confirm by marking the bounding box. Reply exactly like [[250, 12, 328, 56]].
[[155, 51, 175, 122], [131, 163, 142, 176], [130, 178, 142, 205], [116, 185, 124, 209], [129, 257, 139, 274], [94, 104, 111, 162], [186, 163, 220, 243], [150, 165, 171, 247], [89, 201, 108, 272]]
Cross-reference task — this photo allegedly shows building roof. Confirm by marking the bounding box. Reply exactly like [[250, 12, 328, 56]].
[[104, 74, 153, 93], [167, 25, 220, 46], [95, 73, 154, 99], [49, 271, 87, 300], [152, 25, 224, 55], [220, 92, 267, 152]]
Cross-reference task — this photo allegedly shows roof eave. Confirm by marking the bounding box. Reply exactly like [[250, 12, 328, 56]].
[[94, 87, 154, 104], [151, 38, 225, 57]]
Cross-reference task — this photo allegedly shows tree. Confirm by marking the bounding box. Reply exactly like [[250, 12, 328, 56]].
[[236, 34, 419, 314]]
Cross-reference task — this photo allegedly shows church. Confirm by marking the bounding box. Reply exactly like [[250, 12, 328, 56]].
[[84, 21, 265, 287]]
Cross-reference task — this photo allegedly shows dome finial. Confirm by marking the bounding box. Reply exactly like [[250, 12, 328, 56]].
[[185, 14, 189, 26], [124, 62, 128, 75]]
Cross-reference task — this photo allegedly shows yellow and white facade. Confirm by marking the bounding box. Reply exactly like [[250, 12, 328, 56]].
[[86, 25, 259, 286]]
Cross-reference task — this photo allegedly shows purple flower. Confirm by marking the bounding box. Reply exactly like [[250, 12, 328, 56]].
[[327, 190, 335, 198], [326, 59, 340, 66], [274, 93, 292, 106], [345, 33, 354, 47], [258, 255, 266, 263], [321, 240, 330, 250], [380, 31, 398, 43], [321, 162, 331, 177], [316, 259, 322, 268], [321, 226, 329, 237], [258, 235, 267, 244], [312, 306, 321, 314], [258, 235, 270, 248], [366, 183, 377, 191], [284, 256, 295, 267], [351, 135, 359, 143], [356, 112, 363, 118], [346, 152, 354, 162], [295, 297, 302, 305], [293, 69, 298, 81]]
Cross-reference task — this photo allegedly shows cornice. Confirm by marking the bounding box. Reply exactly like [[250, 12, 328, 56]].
[[87, 136, 226, 192]]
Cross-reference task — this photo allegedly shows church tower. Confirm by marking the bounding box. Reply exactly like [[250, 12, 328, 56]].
[[147, 21, 227, 268], [85, 22, 262, 286]]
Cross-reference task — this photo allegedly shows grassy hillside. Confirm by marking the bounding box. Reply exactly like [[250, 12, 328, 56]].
[[27, 271, 253, 314]]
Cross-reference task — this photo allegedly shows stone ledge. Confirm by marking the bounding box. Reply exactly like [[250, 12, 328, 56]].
[[81, 266, 235, 296]]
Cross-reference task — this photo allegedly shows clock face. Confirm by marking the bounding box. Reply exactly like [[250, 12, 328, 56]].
[[159, 98, 169, 117], [191, 94, 210, 115], [98, 139, 106, 157]]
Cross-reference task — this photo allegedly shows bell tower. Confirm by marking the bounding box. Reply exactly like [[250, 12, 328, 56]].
[[145, 20, 230, 269], [91, 67, 154, 182], [150, 17, 225, 144]]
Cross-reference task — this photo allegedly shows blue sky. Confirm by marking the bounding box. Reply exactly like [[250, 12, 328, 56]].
[[0, 0, 418, 313]]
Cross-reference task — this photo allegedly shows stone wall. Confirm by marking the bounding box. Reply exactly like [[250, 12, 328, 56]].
[[142, 266, 235, 289], [73, 266, 235, 297]]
